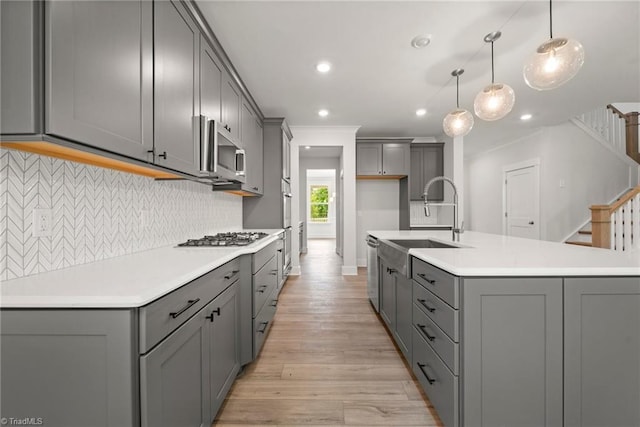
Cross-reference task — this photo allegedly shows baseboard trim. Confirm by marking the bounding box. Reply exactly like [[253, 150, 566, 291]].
[[289, 266, 301, 276], [341, 265, 358, 276], [357, 258, 367, 267]]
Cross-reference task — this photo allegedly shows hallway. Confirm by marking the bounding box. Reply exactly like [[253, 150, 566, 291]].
[[215, 239, 442, 426]]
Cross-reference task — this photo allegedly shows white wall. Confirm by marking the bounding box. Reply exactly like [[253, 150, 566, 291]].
[[465, 122, 636, 242], [289, 126, 359, 275], [356, 180, 400, 266]]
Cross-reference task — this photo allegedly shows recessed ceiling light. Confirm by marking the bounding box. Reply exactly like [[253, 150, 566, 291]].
[[520, 113, 533, 121], [416, 108, 427, 117], [411, 34, 432, 49], [305, 146, 311, 150], [318, 109, 329, 117], [316, 62, 331, 73]]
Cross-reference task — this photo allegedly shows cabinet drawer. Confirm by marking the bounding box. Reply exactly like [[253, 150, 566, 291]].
[[253, 241, 277, 274], [413, 328, 459, 427], [139, 258, 240, 353], [253, 287, 278, 359], [413, 303, 459, 375], [253, 255, 278, 316], [413, 280, 459, 342], [412, 258, 459, 308]]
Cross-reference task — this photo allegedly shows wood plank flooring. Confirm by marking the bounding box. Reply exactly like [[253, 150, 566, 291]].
[[214, 238, 443, 426]]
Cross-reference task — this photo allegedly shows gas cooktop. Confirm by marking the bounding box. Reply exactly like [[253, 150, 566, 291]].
[[177, 232, 269, 247]]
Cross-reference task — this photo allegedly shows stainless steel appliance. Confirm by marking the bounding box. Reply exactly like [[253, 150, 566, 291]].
[[199, 117, 246, 183], [177, 232, 268, 247], [366, 235, 380, 312]]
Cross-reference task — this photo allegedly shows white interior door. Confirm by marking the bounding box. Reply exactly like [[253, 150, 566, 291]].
[[504, 163, 540, 239]]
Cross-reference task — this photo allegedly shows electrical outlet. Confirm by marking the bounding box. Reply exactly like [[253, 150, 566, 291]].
[[33, 208, 52, 237]]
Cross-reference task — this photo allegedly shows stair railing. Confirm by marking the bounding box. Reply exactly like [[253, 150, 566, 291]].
[[575, 105, 639, 164], [591, 185, 640, 251]]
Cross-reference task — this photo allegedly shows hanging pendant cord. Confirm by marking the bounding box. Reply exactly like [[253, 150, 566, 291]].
[[549, 0, 553, 38], [490, 41, 495, 84], [456, 75, 460, 108]]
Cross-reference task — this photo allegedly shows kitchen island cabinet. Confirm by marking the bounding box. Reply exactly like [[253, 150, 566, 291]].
[[369, 230, 640, 427]]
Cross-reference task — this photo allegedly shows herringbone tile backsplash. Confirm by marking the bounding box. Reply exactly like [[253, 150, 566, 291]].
[[0, 149, 243, 281]]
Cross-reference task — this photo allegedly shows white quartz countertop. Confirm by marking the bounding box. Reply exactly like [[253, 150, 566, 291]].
[[368, 230, 640, 277], [0, 230, 284, 308]]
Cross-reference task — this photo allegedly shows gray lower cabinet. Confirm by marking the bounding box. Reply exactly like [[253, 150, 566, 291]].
[[140, 307, 209, 427], [462, 277, 564, 427], [564, 277, 640, 427], [379, 259, 396, 331], [394, 273, 412, 361], [0, 309, 137, 427], [153, 0, 200, 174], [46, 0, 153, 160], [410, 143, 444, 201]]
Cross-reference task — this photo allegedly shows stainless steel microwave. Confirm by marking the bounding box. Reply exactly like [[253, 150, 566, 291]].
[[199, 116, 246, 183]]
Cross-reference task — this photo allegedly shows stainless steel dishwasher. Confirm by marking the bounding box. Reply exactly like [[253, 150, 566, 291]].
[[366, 235, 380, 312]]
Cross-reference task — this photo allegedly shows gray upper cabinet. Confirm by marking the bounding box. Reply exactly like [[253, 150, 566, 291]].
[[240, 98, 263, 194], [462, 277, 563, 427], [200, 38, 223, 124], [154, 0, 200, 175], [356, 141, 410, 177], [1, 0, 41, 134], [282, 129, 291, 181], [46, 0, 153, 160], [564, 278, 640, 427], [222, 71, 241, 142], [410, 143, 444, 201]]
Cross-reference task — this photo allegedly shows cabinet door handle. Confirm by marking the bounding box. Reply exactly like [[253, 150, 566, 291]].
[[417, 324, 436, 341], [257, 285, 268, 293], [417, 299, 436, 313], [224, 270, 240, 280], [253, 186, 259, 191], [386, 267, 397, 274], [417, 363, 436, 385], [417, 273, 436, 285], [158, 151, 167, 159], [258, 321, 269, 333], [271, 299, 278, 307], [270, 270, 278, 275], [169, 298, 200, 319]]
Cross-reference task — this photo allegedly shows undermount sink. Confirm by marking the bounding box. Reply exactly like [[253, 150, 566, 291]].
[[387, 239, 459, 249]]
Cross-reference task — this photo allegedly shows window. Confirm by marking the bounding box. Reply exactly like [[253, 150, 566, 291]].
[[309, 185, 329, 223]]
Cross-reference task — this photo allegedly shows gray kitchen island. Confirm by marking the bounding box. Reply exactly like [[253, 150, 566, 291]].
[[368, 230, 640, 427]]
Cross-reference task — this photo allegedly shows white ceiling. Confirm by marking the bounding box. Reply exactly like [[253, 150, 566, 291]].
[[197, 1, 640, 155]]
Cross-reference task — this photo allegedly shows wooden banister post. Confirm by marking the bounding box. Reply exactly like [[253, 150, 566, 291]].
[[625, 112, 639, 164], [590, 205, 611, 249]]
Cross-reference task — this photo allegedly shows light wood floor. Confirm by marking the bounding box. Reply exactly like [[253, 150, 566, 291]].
[[214, 238, 443, 426]]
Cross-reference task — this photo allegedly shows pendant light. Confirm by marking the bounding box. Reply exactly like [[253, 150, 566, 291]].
[[523, 0, 584, 90], [474, 31, 515, 121], [443, 69, 474, 138]]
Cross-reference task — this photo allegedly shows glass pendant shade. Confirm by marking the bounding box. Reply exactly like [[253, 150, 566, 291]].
[[523, 38, 585, 90], [474, 83, 515, 121], [443, 108, 474, 137]]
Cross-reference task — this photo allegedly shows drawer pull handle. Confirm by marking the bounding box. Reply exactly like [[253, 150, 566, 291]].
[[257, 285, 268, 293], [205, 307, 221, 322], [224, 270, 240, 280], [169, 298, 200, 319], [271, 299, 278, 307], [417, 299, 436, 313], [417, 363, 436, 385], [417, 273, 436, 284], [417, 324, 436, 341], [386, 267, 397, 274], [258, 321, 269, 333], [270, 269, 278, 275]]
